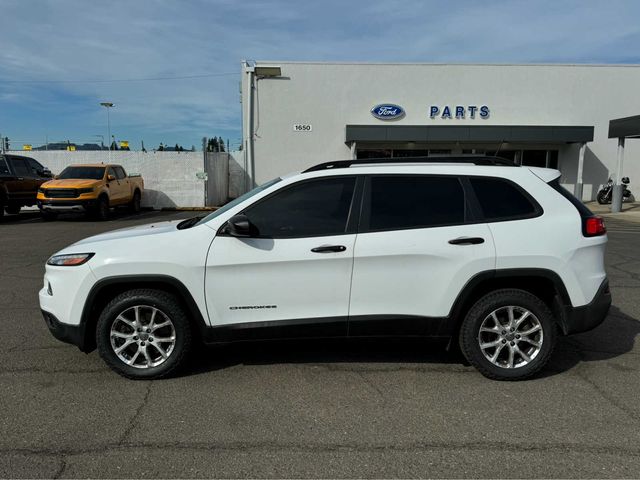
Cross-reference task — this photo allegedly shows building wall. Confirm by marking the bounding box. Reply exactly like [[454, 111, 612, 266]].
[[9, 150, 207, 208], [244, 62, 640, 199]]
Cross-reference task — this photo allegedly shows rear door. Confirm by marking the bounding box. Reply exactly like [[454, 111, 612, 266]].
[[348, 174, 496, 336]]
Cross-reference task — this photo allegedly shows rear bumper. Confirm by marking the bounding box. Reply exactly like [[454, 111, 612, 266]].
[[38, 199, 96, 212], [41, 310, 88, 352], [562, 279, 611, 335]]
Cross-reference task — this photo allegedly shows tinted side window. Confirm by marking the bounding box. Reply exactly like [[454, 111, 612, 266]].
[[115, 166, 127, 179], [470, 177, 537, 221], [243, 177, 356, 238], [26, 158, 44, 176], [107, 167, 117, 179], [8, 157, 30, 176], [366, 176, 465, 231]]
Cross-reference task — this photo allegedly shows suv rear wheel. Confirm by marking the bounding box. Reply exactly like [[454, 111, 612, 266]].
[[96, 289, 192, 379], [459, 289, 557, 381]]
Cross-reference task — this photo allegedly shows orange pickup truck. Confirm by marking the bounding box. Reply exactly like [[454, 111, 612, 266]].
[[37, 164, 144, 220]]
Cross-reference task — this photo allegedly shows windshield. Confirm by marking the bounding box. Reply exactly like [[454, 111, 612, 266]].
[[58, 166, 105, 180], [196, 177, 282, 226]]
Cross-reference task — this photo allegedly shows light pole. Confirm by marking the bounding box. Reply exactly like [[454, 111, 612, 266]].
[[100, 102, 114, 162]]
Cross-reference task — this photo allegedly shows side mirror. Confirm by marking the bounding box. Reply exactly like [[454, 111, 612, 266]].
[[224, 214, 253, 237], [107, 174, 116, 181], [54, 175, 59, 180], [39, 168, 53, 178]]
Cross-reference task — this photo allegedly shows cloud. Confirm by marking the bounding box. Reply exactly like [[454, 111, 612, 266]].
[[1, 0, 639, 148]]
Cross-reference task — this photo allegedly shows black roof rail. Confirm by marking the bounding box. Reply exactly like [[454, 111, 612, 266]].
[[303, 155, 517, 173]]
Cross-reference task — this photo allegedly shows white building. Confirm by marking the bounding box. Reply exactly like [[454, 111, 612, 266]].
[[241, 62, 640, 200]]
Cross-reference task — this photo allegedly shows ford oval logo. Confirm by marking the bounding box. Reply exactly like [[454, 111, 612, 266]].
[[371, 104, 405, 120]]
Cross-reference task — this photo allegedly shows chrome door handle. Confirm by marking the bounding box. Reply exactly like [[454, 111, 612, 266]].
[[311, 245, 347, 253], [448, 237, 485, 245]]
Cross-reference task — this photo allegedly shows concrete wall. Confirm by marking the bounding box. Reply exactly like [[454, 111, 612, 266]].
[[228, 150, 247, 199], [243, 62, 640, 200], [9, 150, 207, 208]]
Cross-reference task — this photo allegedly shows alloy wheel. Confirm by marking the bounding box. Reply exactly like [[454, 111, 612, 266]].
[[477, 305, 543, 369], [110, 305, 176, 369]]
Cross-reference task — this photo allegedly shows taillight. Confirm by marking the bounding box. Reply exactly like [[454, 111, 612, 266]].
[[584, 216, 606, 237]]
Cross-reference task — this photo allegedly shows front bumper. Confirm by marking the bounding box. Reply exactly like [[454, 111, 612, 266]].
[[39, 262, 97, 352], [41, 310, 88, 351], [37, 199, 97, 212], [562, 278, 611, 335]]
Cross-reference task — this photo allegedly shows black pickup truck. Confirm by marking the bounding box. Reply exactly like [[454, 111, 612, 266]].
[[0, 154, 53, 217]]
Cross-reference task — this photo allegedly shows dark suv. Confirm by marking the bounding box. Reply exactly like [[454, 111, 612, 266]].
[[0, 154, 53, 217]]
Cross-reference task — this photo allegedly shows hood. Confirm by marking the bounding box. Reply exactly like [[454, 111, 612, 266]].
[[72, 220, 182, 246], [43, 179, 102, 189]]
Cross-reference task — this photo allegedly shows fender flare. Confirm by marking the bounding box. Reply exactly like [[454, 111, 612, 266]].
[[78, 274, 209, 352]]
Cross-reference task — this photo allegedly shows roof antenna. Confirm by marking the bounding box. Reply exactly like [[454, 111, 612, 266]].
[[493, 139, 505, 158]]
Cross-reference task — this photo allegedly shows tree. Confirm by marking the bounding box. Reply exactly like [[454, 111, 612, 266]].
[[110, 140, 118, 151], [191, 145, 195, 152], [158, 142, 164, 151], [175, 143, 180, 152], [217, 136, 225, 152]]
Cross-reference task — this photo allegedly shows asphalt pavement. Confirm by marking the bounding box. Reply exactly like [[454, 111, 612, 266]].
[[1, 208, 639, 478]]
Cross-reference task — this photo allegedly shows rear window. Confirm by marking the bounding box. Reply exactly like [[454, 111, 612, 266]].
[[469, 177, 539, 221]]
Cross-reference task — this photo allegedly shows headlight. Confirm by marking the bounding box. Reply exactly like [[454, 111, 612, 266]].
[[47, 253, 95, 266], [78, 188, 94, 194]]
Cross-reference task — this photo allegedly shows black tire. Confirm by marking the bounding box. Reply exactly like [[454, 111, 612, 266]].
[[96, 289, 193, 380], [95, 195, 110, 220], [459, 289, 557, 381], [5, 205, 20, 215], [596, 191, 609, 205], [129, 190, 141, 213], [41, 211, 58, 221]]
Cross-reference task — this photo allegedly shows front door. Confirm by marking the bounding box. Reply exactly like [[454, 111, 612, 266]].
[[205, 175, 360, 340], [107, 166, 126, 204]]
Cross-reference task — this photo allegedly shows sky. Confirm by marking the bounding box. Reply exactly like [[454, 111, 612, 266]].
[[1, 0, 640, 151]]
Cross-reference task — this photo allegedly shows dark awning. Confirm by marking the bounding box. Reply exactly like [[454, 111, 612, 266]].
[[345, 125, 594, 144], [608, 115, 640, 138]]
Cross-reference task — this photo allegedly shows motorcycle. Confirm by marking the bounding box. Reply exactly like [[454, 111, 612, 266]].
[[597, 177, 633, 204]]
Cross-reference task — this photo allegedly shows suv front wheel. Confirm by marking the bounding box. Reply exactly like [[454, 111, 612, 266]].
[[459, 289, 557, 381], [96, 289, 192, 379]]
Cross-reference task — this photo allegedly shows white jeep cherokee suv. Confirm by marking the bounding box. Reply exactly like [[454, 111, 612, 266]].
[[40, 157, 611, 381]]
